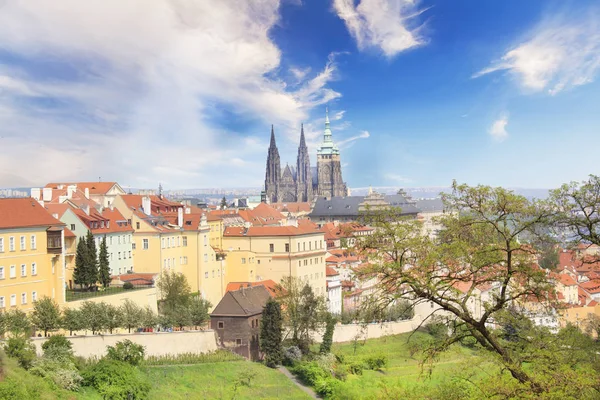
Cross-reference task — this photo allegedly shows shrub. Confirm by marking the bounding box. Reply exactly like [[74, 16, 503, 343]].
[[30, 356, 83, 391], [319, 313, 336, 354], [144, 350, 242, 366], [283, 346, 302, 366], [315, 353, 336, 376], [314, 377, 339, 397], [42, 335, 72, 353], [347, 361, 364, 375], [291, 362, 329, 386], [106, 340, 145, 366], [123, 282, 134, 290], [82, 359, 150, 400], [333, 364, 348, 381], [425, 317, 449, 341], [364, 354, 388, 371], [3, 337, 36, 369]]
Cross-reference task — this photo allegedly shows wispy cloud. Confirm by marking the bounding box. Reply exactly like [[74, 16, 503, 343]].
[[0, 0, 341, 188], [489, 115, 509, 142], [333, 0, 428, 57], [384, 173, 413, 183], [474, 12, 600, 94], [337, 130, 370, 148]]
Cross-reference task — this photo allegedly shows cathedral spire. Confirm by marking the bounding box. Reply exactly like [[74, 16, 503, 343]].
[[299, 123, 307, 148], [323, 107, 333, 143], [269, 125, 277, 148]]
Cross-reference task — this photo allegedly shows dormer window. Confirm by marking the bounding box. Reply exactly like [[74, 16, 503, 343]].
[[106, 221, 110, 228], [101, 221, 105, 228]]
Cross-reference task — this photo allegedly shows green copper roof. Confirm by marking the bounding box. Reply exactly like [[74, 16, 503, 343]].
[[317, 107, 339, 155]]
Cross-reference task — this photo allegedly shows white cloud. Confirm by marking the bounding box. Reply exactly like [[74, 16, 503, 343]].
[[489, 116, 509, 142], [333, 0, 428, 57], [384, 173, 412, 183], [0, 0, 340, 188], [474, 13, 600, 94], [337, 130, 370, 147]]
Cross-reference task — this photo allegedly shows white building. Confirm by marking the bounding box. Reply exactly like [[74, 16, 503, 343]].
[[325, 266, 342, 315]]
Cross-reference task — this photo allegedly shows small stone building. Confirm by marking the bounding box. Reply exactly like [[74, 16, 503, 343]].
[[210, 285, 271, 360]]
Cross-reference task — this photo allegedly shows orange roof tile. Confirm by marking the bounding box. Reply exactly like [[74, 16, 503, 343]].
[[558, 273, 577, 286], [0, 198, 64, 229], [45, 182, 119, 195], [64, 228, 76, 238], [223, 225, 322, 237], [326, 267, 339, 277], [270, 202, 312, 213], [580, 280, 600, 294], [226, 280, 278, 297]]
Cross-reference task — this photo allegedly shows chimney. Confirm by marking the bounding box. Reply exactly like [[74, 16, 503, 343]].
[[84, 188, 90, 199], [110, 204, 114, 211], [185, 207, 191, 215], [31, 188, 41, 201], [42, 188, 52, 202], [67, 185, 77, 199], [177, 207, 183, 228], [142, 196, 151, 216]]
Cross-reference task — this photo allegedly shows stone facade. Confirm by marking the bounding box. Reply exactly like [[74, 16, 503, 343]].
[[264, 109, 347, 203]]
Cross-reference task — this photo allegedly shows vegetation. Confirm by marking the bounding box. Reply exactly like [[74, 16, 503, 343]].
[[319, 313, 336, 354], [3, 337, 37, 369], [31, 296, 62, 337], [144, 350, 242, 366], [73, 232, 99, 290], [98, 236, 111, 288], [106, 340, 145, 366], [121, 299, 144, 333], [157, 270, 191, 312], [61, 307, 84, 335], [2, 308, 32, 336], [82, 359, 151, 400], [260, 298, 283, 368]]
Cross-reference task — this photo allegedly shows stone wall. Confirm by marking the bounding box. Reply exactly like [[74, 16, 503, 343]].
[[64, 287, 158, 313], [31, 330, 218, 358]]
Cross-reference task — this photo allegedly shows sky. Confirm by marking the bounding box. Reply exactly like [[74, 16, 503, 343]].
[[0, 0, 599, 190]]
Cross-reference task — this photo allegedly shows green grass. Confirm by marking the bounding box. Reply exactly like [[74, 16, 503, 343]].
[[65, 286, 146, 301], [145, 349, 243, 365]]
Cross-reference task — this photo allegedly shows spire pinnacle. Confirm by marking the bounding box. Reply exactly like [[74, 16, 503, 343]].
[[269, 125, 277, 148], [299, 123, 306, 148], [325, 107, 330, 124]]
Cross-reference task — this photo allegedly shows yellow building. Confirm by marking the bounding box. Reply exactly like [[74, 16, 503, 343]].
[[0, 198, 67, 312], [222, 223, 327, 296]]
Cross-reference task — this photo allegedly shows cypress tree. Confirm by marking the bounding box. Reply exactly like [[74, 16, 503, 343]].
[[98, 236, 111, 288], [260, 298, 283, 368], [85, 230, 99, 288], [320, 313, 336, 354], [73, 238, 88, 289]]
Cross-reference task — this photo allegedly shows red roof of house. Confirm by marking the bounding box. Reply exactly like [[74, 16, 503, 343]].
[[0, 198, 64, 229], [63, 228, 76, 238], [226, 280, 278, 297], [580, 280, 600, 294], [270, 202, 312, 213], [558, 273, 577, 286], [326, 266, 339, 277], [224, 225, 322, 237], [45, 182, 119, 195]]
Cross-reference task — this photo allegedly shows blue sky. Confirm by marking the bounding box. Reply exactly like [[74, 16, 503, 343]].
[[0, 0, 599, 190]]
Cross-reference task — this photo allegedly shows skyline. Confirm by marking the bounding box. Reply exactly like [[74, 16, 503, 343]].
[[1, 1, 599, 190]]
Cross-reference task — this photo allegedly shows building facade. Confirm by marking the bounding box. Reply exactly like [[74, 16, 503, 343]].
[[264, 109, 347, 203]]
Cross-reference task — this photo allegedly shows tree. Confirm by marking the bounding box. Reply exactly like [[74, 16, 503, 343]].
[[189, 297, 211, 329], [31, 296, 61, 337], [80, 301, 108, 334], [141, 306, 157, 330], [157, 270, 191, 312], [4, 309, 31, 336], [583, 314, 600, 339], [98, 236, 111, 288], [120, 299, 144, 333], [61, 308, 84, 336], [220, 196, 227, 210], [260, 298, 283, 368], [85, 230, 99, 287], [277, 277, 327, 354], [164, 304, 191, 330], [356, 182, 558, 394], [104, 303, 124, 334], [538, 243, 560, 270], [319, 313, 336, 354], [73, 238, 88, 289]]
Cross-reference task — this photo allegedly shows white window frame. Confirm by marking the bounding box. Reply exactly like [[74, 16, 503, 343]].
[[20, 235, 25, 250], [32, 263, 37, 276], [0, 266, 4, 279], [0, 237, 3, 252], [21, 292, 27, 305], [9, 236, 15, 251], [30, 235, 36, 250], [21, 264, 26, 277], [10, 265, 16, 278], [143, 239, 149, 250], [10, 294, 16, 307], [0, 296, 4, 308], [32, 291, 37, 302]]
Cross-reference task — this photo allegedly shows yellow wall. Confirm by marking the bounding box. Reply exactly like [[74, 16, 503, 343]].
[[223, 250, 256, 283], [560, 304, 600, 329], [223, 233, 327, 296], [0, 227, 66, 311]]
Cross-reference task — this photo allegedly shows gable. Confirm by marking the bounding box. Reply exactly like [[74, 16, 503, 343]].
[[211, 292, 245, 316]]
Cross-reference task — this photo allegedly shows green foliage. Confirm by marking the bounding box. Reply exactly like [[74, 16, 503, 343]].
[[141, 306, 157, 329], [425, 317, 449, 341], [282, 346, 302, 366], [30, 355, 83, 391], [80, 301, 109, 334], [346, 361, 364, 375], [385, 300, 414, 321], [82, 359, 150, 400], [123, 281, 134, 290], [3, 309, 31, 337], [98, 236, 110, 288], [364, 354, 388, 370], [189, 296, 211, 328], [60, 307, 84, 335], [290, 361, 330, 386], [104, 304, 124, 334], [144, 350, 243, 366], [260, 298, 283, 368], [157, 270, 191, 312], [220, 196, 227, 210], [120, 299, 143, 333], [319, 313, 336, 354], [106, 340, 145, 366], [31, 296, 61, 337], [3, 337, 36, 369], [41, 335, 73, 355], [314, 377, 339, 397], [74, 233, 99, 289]]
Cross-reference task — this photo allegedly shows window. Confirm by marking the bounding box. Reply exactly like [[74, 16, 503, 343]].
[[9, 236, 15, 251], [303, 242, 306, 251], [10, 265, 16, 278], [298, 260, 301, 267], [269, 243, 274, 253], [101, 221, 105, 229], [10, 294, 16, 307], [178, 237, 181, 247], [0, 296, 4, 308], [32, 291, 37, 302], [309, 241, 312, 251], [20, 236, 25, 250], [204, 235, 207, 247], [136, 222, 140, 229], [132, 243, 136, 250], [143, 239, 149, 250], [118, 235, 121, 244], [0, 266, 3, 279], [170, 238, 174, 247], [183, 236, 188, 247], [205, 272, 208, 278], [212, 270, 215, 278], [21, 264, 26, 277], [118, 252, 121, 260], [241, 258, 246, 264], [0, 238, 3, 252], [315, 240, 317, 249], [31, 235, 36, 250], [21, 292, 26, 305], [204, 254, 208, 262], [129, 251, 131, 259], [110, 237, 113, 245], [161, 238, 165, 249], [236, 339, 242, 346], [285, 243, 290, 252], [218, 321, 224, 329]]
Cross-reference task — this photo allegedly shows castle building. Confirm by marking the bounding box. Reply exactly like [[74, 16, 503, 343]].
[[265, 109, 347, 203]]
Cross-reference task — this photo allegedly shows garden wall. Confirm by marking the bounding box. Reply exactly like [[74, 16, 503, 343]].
[[31, 330, 218, 358], [64, 287, 158, 313]]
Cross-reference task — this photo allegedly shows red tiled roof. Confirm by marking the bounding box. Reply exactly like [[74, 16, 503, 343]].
[[580, 280, 600, 294], [0, 198, 64, 229], [44, 203, 71, 219], [326, 266, 339, 276], [223, 225, 322, 237], [64, 228, 76, 238], [226, 280, 278, 297], [558, 273, 577, 286], [270, 202, 312, 213], [45, 182, 119, 195]]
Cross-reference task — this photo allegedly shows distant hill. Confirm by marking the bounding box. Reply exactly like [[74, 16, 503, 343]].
[[350, 187, 550, 200]]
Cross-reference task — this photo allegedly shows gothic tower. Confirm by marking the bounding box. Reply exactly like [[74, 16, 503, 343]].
[[295, 124, 313, 202], [317, 108, 347, 198], [264, 125, 281, 203]]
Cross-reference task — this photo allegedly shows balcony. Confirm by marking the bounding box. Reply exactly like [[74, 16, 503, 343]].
[[47, 229, 63, 254]]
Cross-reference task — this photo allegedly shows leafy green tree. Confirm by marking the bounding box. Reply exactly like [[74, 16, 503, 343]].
[[3, 337, 36, 369], [31, 296, 61, 337], [98, 236, 111, 288], [0, 309, 6, 336], [141, 306, 157, 330], [120, 299, 144, 333], [188, 297, 211, 329], [104, 303, 124, 334], [157, 270, 191, 312], [260, 298, 283, 368], [82, 359, 151, 399], [356, 182, 558, 394], [80, 301, 108, 334], [277, 277, 327, 354], [164, 304, 191, 330], [106, 339, 145, 366], [583, 313, 600, 339], [319, 313, 336, 354], [4, 309, 31, 337], [61, 308, 84, 336]]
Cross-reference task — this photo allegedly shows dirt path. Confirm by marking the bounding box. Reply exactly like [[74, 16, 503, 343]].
[[277, 366, 319, 399]]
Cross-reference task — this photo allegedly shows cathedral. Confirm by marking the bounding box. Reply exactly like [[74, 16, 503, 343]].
[[264, 109, 348, 203]]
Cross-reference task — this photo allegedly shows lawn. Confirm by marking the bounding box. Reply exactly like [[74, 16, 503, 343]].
[[65, 286, 146, 301], [77, 361, 311, 400]]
